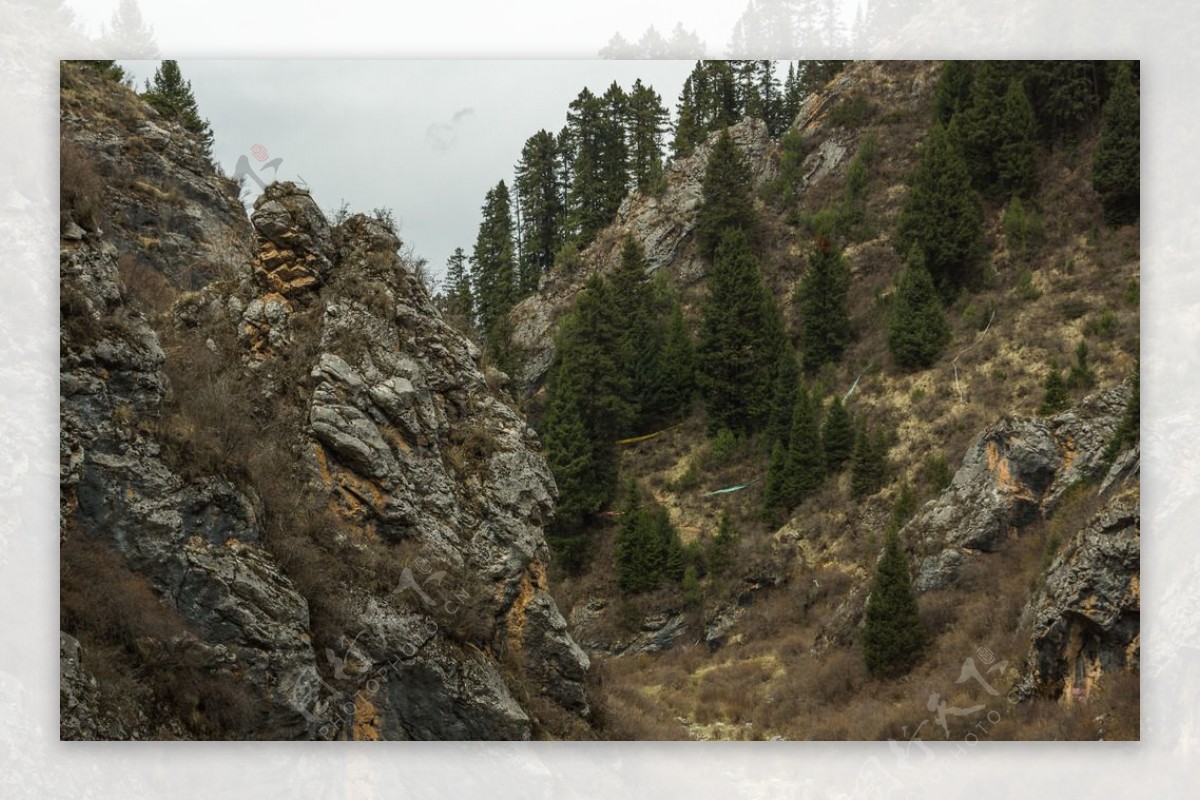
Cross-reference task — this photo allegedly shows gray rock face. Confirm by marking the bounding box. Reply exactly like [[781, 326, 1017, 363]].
[[60, 68, 589, 740], [508, 118, 776, 390], [1020, 492, 1140, 701], [910, 383, 1132, 591]]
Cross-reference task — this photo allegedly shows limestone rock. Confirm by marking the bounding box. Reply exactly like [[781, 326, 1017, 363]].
[[1020, 492, 1140, 701]]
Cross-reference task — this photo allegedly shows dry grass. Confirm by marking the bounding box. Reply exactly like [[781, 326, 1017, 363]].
[[60, 137, 104, 231]]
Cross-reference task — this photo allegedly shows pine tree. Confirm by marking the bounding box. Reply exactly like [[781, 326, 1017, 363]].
[[888, 247, 952, 370], [564, 87, 608, 247], [798, 240, 851, 372], [781, 383, 826, 507], [1038, 364, 1070, 415], [609, 236, 662, 433], [782, 62, 804, 126], [851, 422, 889, 497], [142, 60, 212, 154], [708, 510, 738, 577], [696, 128, 757, 256], [762, 439, 790, 518], [514, 130, 563, 294], [672, 72, 702, 159], [697, 229, 783, 436], [443, 247, 474, 332], [616, 481, 685, 592], [765, 345, 800, 454], [1027, 60, 1099, 144], [895, 121, 983, 299], [958, 60, 1012, 192], [599, 82, 632, 223], [627, 79, 669, 194], [933, 61, 974, 125], [541, 275, 634, 566], [472, 180, 518, 340], [1092, 62, 1140, 226], [821, 394, 854, 472], [656, 302, 697, 425], [996, 76, 1038, 199], [862, 529, 926, 677]]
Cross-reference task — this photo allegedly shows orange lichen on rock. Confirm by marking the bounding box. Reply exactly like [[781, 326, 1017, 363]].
[[505, 559, 547, 648], [352, 691, 381, 741]]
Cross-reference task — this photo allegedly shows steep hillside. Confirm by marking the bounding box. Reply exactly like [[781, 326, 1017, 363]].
[[508, 60, 1140, 740], [59, 63, 588, 741]]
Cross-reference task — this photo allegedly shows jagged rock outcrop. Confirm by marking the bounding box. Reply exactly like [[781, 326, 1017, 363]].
[[1020, 490, 1140, 701], [59, 66, 589, 740], [910, 383, 1133, 592]]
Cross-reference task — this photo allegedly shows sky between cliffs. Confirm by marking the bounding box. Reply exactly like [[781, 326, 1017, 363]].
[[117, 59, 699, 286]]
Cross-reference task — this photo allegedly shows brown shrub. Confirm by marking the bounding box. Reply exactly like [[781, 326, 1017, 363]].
[[60, 137, 104, 230], [117, 252, 177, 315]]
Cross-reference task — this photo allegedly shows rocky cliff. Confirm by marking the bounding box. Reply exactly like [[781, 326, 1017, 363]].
[[59, 64, 588, 740]]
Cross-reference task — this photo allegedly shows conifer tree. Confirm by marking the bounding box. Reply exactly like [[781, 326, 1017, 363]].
[[1037, 364, 1070, 415], [762, 439, 790, 518], [766, 346, 800, 454], [609, 237, 662, 433], [443, 247, 474, 332], [564, 87, 608, 246], [782, 61, 804, 125], [798, 240, 851, 372], [616, 481, 685, 592], [782, 383, 826, 507], [627, 79, 669, 193], [996, 76, 1038, 199], [697, 229, 783, 436], [599, 82, 632, 222], [142, 59, 212, 153], [895, 121, 982, 299], [514, 130, 563, 293], [1028, 60, 1099, 143], [707, 510, 738, 577], [821, 394, 854, 472], [851, 421, 889, 497], [933, 60, 974, 125], [472, 180, 518, 340], [1092, 62, 1140, 226], [672, 73, 702, 159], [887, 247, 952, 370], [656, 302, 697, 425], [958, 60, 1011, 191], [541, 275, 633, 566], [862, 529, 926, 677], [696, 128, 757, 256]]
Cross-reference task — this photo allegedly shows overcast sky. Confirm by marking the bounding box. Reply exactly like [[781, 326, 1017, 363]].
[[117, 60, 699, 284]]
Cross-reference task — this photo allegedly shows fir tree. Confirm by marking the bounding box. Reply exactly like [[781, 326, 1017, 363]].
[[672, 72, 702, 159], [472, 180, 518, 340], [616, 481, 685, 592], [1027, 60, 1099, 144], [514, 130, 563, 293], [821, 394, 854, 472], [782, 383, 826, 507], [782, 61, 804, 125], [697, 229, 784, 436], [895, 121, 983, 299], [142, 60, 212, 154], [888, 247, 952, 370], [656, 302, 697, 425], [933, 60, 974, 125], [443, 247, 474, 332], [766, 345, 800, 454], [1037, 364, 1070, 416], [541, 275, 633, 566], [851, 422, 889, 497], [707, 510, 738, 577], [996, 76, 1038, 199], [599, 82, 632, 223], [1092, 62, 1140, 226], [627, 79, 669, 194], [696, 128, 757, 256], [762, 439, 790, 519], [958, 60, 1012, 192], [798, 240, 851, 372], [1067, 340, 1096, 391], [564, 87, 609, 246], [609, 236, 662, 433], [862, 529, 926, 677]]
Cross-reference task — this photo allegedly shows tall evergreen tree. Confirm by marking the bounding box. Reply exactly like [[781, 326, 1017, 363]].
[[443, 247, 474, 332], [958, 60, 1013, 193], [862, 529, 926, 677], [672, 71, 703, 159], [782, 383, 826, 507], [887, 247, 952, 369], [696, 128, 757, 256], [851, 421, 889, 497], [599, 82, 632, 222], [707, 510, 738, 577], [472, 180, 518, 340], [798, 240, 852, 372], [895, 121, 983, 299], [996, 76, 1039, 199], [616, 481, 685, 593], [626, 79, 669, 193], [697, 229, 783, 436], [766, 345, 801, 454], [609, 237, 663, 433], [932, 60, 974, 125], [564, 87, 609, 247], [821, 394, 854, 472], [1027, 60, 1100, 144], [514, 130, 563, 293], [656, 302, 697, 424], [1092, 62, 1140, 226], [142, 60, 212, 153], [541, 275, 633, 566]]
